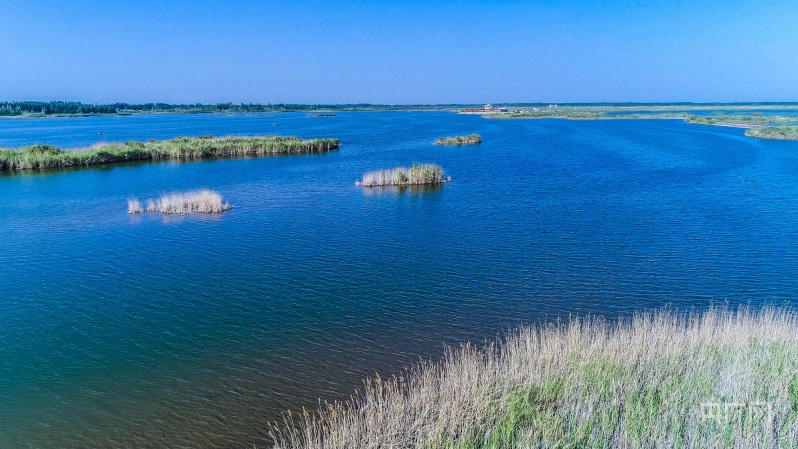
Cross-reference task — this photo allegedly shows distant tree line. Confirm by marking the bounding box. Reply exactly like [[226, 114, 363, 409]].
[[0, 101, 474, 116], [6, 101, 797, 117]]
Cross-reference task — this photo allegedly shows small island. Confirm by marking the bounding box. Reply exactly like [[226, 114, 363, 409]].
[[0, 135, 340, 171], [745, 125, 798, 140], [434, 133, 482, 146], [128, 189, 231, 215], [306, 113, 337, 117], [356, 163, 450, 187], [685, 113, 798, 127]]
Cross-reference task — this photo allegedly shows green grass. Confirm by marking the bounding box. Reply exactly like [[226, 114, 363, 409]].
[[686, 114, 798, 127], [486, 108, 692, 121], [434, 134, 482, 145], [0, 135, 340, 171], [745, 125, 798, 140], [270, 307, 798, 449], [488, 109, 616, 120], [357, 163, 450, 187]]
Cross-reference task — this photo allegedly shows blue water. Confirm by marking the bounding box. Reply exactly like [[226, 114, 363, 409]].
[[1, 112, 797, 448]]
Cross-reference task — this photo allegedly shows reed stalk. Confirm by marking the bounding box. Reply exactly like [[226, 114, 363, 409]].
[[271, 306, 798, 449]]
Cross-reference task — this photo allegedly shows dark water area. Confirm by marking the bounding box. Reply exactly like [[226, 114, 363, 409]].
[[1, 112, 797, 448]]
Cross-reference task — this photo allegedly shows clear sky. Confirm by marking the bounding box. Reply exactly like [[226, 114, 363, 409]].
[[1, 0, 796, 104]]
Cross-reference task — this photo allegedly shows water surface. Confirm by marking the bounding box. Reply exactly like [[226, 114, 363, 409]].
[[1, 112, 797, 448]]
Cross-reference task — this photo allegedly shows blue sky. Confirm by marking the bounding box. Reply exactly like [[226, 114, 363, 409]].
[[1, 0, 796, 103]]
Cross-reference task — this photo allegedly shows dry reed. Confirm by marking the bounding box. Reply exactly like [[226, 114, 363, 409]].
[[357, 163, 449, 187], [128, 189, 230, 215], [270, 306, 798, 449]]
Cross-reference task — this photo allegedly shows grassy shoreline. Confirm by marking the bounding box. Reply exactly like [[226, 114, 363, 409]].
[[271, 306, 798, 449], [745, 125, 798, 140], [488, 109, 798, 138], [0, 135, 340, 171], [3, 103, 798, 119]]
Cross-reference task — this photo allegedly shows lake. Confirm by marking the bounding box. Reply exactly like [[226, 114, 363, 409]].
[[1, 112, 797, 448]]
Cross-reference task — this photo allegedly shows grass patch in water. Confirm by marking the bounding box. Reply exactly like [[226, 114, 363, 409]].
[[356, 163, 450, 187], [128, 189, 230, 215], [434, 134, 482, 145], [0, 135, 340, 171]]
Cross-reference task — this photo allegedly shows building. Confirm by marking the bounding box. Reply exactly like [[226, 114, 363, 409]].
[[461, 104, 509, 114]]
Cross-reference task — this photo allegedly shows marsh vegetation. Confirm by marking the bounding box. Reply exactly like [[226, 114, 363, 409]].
[[271, 306, 798, 449], [128, 189, 230, 215], [745, 125, 798, 140], [434, 134, 482, 145], [0, 135, 340, 171], [686, 114, 798, 127], [357, 163, 449, 187]]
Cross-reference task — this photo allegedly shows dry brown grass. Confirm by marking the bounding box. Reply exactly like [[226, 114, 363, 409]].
[[270, 306, 798, 449], [128, 189, 230, 215]]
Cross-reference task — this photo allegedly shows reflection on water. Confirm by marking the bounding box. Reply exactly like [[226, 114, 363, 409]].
[[128, 212, 227, 225], [361, 183, 445, 196]]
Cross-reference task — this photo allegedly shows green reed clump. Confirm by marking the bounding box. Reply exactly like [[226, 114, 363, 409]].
[[0, 135, 340, 171], [745, 125, 798, 140], [270, 306, 798, 449], [434, 134, 482, 145], [357, 163, 449, 187]]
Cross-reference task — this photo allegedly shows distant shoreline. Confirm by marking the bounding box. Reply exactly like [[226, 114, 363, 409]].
[[484, 108, 798, 138], [3, 104, 797, 140], [3, 102, 798, 119]]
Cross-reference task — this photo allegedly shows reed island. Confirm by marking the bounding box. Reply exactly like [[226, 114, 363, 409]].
[[271, 306, 798, 449], [0, 135, 340, 171], [434, 134, 482, 145], [745, 125, 798, 140], [356, 163, 450, 187], [128, 189, 230, 215]]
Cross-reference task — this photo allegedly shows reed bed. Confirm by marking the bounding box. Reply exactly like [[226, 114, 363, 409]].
[[271, 306, 798, 449], [0, 135, 340, 171], [128, 189, 230, 215], [357, 163, 449, 187], [745, 125, 798, 140], [434, 134, 482, 145]]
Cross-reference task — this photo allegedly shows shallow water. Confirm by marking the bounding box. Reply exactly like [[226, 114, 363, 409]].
[[1, 112, 797, 448]]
